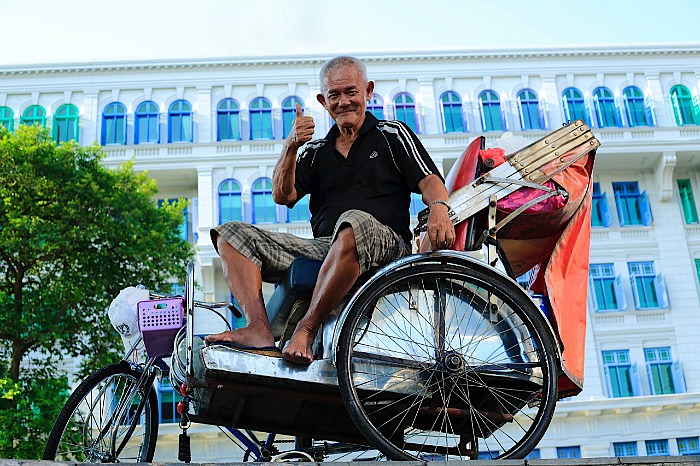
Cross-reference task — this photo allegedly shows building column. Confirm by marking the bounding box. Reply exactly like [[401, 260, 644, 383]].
[[541, 75, 563, 128], [196, 166, 214, 249], [418, 78, 437, 135], [644, 72, 671, 127], [82, 90, 99, 145], [197, 86, 212, 143]]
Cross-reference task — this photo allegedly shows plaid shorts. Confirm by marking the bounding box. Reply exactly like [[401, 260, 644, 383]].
[[211, 209, 411, 283]]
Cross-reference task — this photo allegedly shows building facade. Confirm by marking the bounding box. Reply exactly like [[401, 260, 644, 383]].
[[2, 44, 700, 460]]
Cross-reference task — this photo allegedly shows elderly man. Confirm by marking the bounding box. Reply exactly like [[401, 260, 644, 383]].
[[206, 56, 455, 364]]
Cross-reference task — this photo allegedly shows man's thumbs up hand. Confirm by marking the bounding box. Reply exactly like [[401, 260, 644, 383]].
[[288, 102, 314, 150]]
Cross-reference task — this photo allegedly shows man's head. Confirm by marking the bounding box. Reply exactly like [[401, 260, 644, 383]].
[[317, 56, 375, 131]]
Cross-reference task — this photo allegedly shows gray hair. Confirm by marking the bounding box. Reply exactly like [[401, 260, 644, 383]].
[[319, 56, 368, 88]]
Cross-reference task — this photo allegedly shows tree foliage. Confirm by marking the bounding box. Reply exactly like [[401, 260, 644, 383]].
[[0, 125, 193, 457]]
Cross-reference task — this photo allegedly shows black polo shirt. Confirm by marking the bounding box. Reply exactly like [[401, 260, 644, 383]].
[[290, 112, 442, 244]]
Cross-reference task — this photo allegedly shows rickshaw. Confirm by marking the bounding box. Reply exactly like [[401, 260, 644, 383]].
[[43, 120, 599, 462]]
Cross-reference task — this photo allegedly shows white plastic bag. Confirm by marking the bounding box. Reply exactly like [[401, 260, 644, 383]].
[[108, 286, 150, 352]]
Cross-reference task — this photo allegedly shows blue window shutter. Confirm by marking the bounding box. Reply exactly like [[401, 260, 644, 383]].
[[614, 275, 627, 310], [615, 191, 626, 227], [671, 92, 682, 125], [630, 277, 641, 309], [538, 98, 548, 130], [644, 94, 656, 126], [601, 192, 612, 227], [672, 361, 687, 393], [654, 274, 669, 308], [518, 101, 526, 130], [603, 366, 613, 397], [479, 101, 487, 131], [588, 277, 599, 311], [614, 95, 624, 127], [640, 190, 653, 226], [584, 97, 593, 126], [630, 364, 642, 396], [693, 94, 700, 124], [562, 95, 572, 122], [593, 95, 603, 127]]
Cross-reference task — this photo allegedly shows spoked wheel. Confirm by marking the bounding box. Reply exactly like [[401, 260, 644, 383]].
[[43, 362, 158, 462], [337, 257, 559, 461]]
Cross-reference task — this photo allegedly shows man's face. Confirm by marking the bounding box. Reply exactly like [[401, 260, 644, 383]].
[[317, 65, 374, 131]]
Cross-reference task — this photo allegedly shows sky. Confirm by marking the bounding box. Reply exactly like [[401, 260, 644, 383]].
[[0, 0, 699, 66]]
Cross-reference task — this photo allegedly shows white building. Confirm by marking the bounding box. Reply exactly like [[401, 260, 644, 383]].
[[2, 44, 700, 461]]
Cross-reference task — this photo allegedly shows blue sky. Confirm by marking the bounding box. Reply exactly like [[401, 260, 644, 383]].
[[0, 0, 699, 66]]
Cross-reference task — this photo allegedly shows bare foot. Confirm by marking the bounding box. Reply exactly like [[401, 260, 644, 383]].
[[205, 325, 274, 349], [282, 326, 317, 365]]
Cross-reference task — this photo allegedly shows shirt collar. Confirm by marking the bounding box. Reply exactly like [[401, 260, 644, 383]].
[[324, 111, 379, 142]]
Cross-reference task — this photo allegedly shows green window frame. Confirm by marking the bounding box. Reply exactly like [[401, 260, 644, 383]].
[[670, 85, 700, 126], [218, 179, 243, 224], [613, 442, 638, 457], [645, 439, 669, 456], [479, 90, 503, 132], [678, 437, 700, 456], [0, 106, 14, 131], [53, 104, 79, 143], [602, 350, 637, 397], [252, 178, 275, 223], [440, 91, 464, 133], [250, 97, 273, 140], [677, 179, 699, 224], [20, 105, 46, 127], [644, 347, 676, 395]]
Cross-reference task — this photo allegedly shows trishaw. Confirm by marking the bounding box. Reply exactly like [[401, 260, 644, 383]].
[[43, 120, 599, 462]]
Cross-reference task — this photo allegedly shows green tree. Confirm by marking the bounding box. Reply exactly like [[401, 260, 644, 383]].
[[0, 125, 193, 457]]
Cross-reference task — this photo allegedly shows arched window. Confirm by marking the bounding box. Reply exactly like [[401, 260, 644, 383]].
[[671, 85, 699, 126], [394, 93, 418, 132], [282, 96, 304, 139], [623, 86, 652, 127], [0, 107, 14, 131], [217, 98, 241, 141], [593, 87, 621, 128], [288, 196, 310, 222], [440, 91, 464, 133], [517, 89, 543, 130], [20, 105, 46, 127], [409, 192, 424, 217], [562, 87, 590, 124], [102, 102, 127, 145], [135, 101, 159, 144], [168, 100, 192, 143], [218, 179, 243, 224], [252, 178, 275, 223], [53, 104, 79, 143], [367, 94, 384, 120], [250, 97, 273, 140], [479, 90, 503, 132]]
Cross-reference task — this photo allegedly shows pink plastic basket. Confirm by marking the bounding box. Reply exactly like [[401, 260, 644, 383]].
[[137, 298, 184, 358]]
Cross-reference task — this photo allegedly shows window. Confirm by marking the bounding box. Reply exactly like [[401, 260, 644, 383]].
[[589, 263, 626, 311], [367, 94, 384, 119], [288, 196, 310, 222], [623, 86, 653, 127], [645, 347, 684, 395], [628, 261, 668, 309], [409, 192, 423, 217], [168, 100, 192, 143], [440, 91, 464, 133], [556, 446, 581, 458], [678, 437, 700, 456], [252, 178, 275, 223], [135, 101, 159, 144], [477, 451, 499, 460], [217, 98, 240, 141], [613, 442, 638, 457], [53, 104, 79, 143], [670, 85, 699, 126], [282, 96, 303, 139], [678, 179, 699, 224], [479, 90, 503, 132], [250, 97, 273, 139], [517, 89, 544, 130], [524, 449, 541, 459], [612, 181, 652, 226], [591, 183, 612, 227], [157, 379, 180, 423], [0, 106, 14, 131], [562, 87, 591, 125], [602, 350, 639, 397], [645, 439, 669, 456], [102, 102, 127, 145], [20, 105, 46, 127], [394, 93, 418, 132], [218, 179, 243, 224], [593, 87, 622, 128]]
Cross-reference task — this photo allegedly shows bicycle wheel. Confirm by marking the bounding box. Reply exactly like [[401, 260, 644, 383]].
[[336, 257, 559, 461], [43, 362, 159, 462]]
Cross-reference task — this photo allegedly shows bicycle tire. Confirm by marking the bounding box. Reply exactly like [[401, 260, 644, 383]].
[[336, 258, 559, 461], [43, 362, 159, 462]]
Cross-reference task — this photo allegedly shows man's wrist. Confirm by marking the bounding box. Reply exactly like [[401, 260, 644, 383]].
[[428, 200, 450, 211]]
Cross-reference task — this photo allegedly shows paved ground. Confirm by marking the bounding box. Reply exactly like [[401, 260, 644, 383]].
[[2, 457, 700, 465]]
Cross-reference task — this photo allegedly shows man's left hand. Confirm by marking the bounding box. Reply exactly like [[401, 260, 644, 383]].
[[426, 203, 455, 251]]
